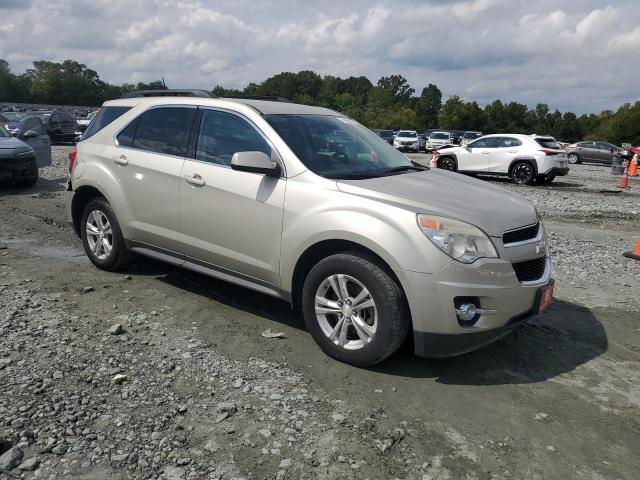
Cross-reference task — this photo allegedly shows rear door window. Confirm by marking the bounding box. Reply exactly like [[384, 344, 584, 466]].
[[131, 107, 196, 157], [83, 106, 131, 140]]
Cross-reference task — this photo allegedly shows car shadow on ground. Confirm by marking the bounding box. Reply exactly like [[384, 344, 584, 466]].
[[373, 298, 608, 385], [127, 256, 607, 387], [0, 176, 66, 197]]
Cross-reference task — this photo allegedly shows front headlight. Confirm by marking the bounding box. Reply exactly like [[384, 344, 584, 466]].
[[417, 214, 498, 263]]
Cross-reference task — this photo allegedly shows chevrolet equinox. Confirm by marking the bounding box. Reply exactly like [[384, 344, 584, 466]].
[[66, 91, 554, 367]]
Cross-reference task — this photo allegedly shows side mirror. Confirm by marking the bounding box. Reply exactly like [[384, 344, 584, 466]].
[[20, 130, 39, 139], [231, 151, 281, 177]]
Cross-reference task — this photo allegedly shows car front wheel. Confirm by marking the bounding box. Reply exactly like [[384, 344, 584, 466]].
[[81, 198, 128, 271], [301, 252, 410, 367], [510, 162, 535, 185], [438, 157, 456, 171]]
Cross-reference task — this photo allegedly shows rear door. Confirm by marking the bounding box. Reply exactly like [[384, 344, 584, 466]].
[[110, 105, 196, 250], [595, 142, 615, 163], [19, 117, 51, 167], [487, 136, 522, 173], [47, 114, 60, 142], [577, 142, 596, 161], [178, 108, 286, 286]]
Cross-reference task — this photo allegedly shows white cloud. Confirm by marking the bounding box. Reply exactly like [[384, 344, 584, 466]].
[[0, 0, 638, 113]]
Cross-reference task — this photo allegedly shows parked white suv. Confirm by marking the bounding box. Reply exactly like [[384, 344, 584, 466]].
[[393, 130, 419, 152], [432, 134, 569, 184], [426, 131, 452, 150], [66, 92, 554, 366]]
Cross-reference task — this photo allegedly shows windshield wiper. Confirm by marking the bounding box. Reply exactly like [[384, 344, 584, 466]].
[[379, 164, 428, 176]]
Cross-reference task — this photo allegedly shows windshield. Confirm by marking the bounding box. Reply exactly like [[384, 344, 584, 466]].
[[1, 112, 21, 122], [463, 132, 481, 139], [0, 124, 9, 137], [265, 114, 420, 179], [378, 130, 394, 138], [430, 132, 449, 140], [398, 131, 417, 138]]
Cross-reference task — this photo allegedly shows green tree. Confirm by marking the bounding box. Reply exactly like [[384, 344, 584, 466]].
[[415, 83, 442, 129], [377, 75, 414, 102]]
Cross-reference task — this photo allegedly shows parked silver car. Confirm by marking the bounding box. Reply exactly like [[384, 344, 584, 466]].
[[65, 92, 553, 366]]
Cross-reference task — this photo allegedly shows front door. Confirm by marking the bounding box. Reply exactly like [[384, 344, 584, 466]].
[[19, 117, 51, 167], [460, 137, 494, 171], [179, 108, 286, 287]]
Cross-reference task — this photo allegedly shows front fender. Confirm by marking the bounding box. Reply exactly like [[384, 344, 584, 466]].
[[279, 177, 452, 293]]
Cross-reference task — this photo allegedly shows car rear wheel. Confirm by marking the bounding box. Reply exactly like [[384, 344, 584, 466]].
[[510, 162, 535, 185], [81, 198, 128, 271], [568, 153, 580, 164], [301, 252, 410, 367], [438, 157, 456, 171]]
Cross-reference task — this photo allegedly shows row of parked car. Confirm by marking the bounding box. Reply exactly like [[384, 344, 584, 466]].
[[373, 128, 632, 185], [373, 129, 483, 152]]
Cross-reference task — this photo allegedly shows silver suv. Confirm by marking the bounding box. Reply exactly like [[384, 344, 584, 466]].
[[66, 91, 554, 367]]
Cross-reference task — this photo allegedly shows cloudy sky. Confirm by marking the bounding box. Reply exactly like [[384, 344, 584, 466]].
[[1, 0, 639, 113]]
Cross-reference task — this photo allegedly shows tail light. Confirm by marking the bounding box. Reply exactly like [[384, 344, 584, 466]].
[[68, 146, 77, 173], [539, 149, 561, 156]]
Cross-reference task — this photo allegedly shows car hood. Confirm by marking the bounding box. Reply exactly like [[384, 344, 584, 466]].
[[0, 136, 31, 152], [336, 169, 537, 237]]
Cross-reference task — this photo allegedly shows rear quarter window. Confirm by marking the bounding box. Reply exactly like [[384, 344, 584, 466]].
[[82, 106, 132, 140], [535, 138, 561, 150]]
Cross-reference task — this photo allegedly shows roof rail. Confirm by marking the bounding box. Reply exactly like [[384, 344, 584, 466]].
[[230, 95, 292, 103], [120, 89, 216, 99]]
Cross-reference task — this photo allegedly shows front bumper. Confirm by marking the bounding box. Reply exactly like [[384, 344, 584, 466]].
[[395, 253, 552, 357], [414, 279, 553, 357], [394, 143, 419, 150], [0, 155, 38, 183]]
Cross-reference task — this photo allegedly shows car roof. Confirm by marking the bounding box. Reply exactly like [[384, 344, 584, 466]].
[[103, 96, 337, 116]]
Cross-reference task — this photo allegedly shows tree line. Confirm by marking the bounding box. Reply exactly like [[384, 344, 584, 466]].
[[2, 59, 639, 145]]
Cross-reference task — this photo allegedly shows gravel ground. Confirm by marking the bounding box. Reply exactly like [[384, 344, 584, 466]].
[[1, 147, 639, 479]]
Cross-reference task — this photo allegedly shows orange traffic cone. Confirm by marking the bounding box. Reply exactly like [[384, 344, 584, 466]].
[[618, 164, 629, 188], [623, 234, 640, 261], [629, 154, 639, 177], [430, 152, 438, 168]]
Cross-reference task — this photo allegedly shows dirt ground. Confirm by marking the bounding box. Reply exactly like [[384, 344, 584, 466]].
[[1, 147, 639, 480]]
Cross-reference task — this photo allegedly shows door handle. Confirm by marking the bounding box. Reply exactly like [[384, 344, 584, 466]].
[[508, 150, 518, 153], [482, 151, 490, 154], [113, 155, 128, 165], [184, 174, 206, 187]]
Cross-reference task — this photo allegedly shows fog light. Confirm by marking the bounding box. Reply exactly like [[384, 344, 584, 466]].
[[454, 297, 498, 326]]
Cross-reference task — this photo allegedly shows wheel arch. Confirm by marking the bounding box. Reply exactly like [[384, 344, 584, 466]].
[[289, 239, 406, 313], [70, 185, 109, 237], [508, 157, 538, 176]]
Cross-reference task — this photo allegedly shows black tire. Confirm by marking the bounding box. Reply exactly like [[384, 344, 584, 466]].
[[567, 153, 580, 164], [438, 156, 456, 171], [15, 177, 37, 188], [80, 197, 128, 271], [510, 161, 535, 185], [301, 252, 410, 367]]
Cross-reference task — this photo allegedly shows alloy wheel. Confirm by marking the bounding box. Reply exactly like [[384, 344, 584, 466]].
[[568, 153, 579, 164], [512, 164, 533, 184], [85, 210, 113, 260], [314, 274, 378, 350]]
